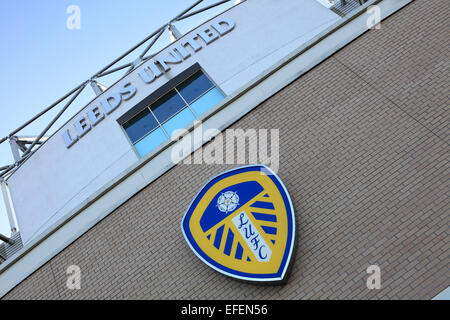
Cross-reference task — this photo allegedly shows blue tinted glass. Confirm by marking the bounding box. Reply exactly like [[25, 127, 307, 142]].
[[189, 87, 224, 116], [123, 109, 158, 143], [134, 127, 167, 157], [177, 71, 214, 104], [162, 107, 196, 138], [151, 90, 186, 123]]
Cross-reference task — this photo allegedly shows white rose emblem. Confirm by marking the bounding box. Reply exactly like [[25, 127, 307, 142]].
[[217, 191, 239, 213]]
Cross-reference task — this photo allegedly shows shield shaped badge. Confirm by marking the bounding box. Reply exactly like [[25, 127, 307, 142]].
[[181, 165, 295, 282]]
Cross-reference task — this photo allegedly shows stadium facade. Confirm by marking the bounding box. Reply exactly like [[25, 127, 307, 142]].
[[0, 0, 448, 299]]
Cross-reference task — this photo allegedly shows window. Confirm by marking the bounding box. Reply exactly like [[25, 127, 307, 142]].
[[121, 69, 224, 158]]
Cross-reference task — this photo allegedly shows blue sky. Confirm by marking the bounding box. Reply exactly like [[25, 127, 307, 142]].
[[0, 0, 236, 238]]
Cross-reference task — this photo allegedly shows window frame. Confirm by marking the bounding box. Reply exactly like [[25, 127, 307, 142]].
[[117, 63, 224, 157]]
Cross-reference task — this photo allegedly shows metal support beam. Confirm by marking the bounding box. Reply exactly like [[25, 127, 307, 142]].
[[0, 164, 15, 179], [90, 80, 107, 96], [139, 26, 166, 60], [14, 136, 48, 151], [1, 179, 17, 233], [0, 0, 242, 169], [22, 83, 86, 158], [0, 233, 15, 245], [168, 24, 182, 42], [176, 0, 231, 21], [0, 83, 85, 146], [172, 0, 204, 22], [8, 136, 49, 163], [9, 138, 21, 163], [89, 0, 200, 80], [97, 62, 133, 78]]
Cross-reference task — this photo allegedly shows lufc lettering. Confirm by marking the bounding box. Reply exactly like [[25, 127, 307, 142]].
[[61, 19, 235, 149], [231, 211, 272, 262]]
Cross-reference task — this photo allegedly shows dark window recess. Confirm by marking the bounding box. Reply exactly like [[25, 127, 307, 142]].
[[123, 109, 158, 143], [119, 65, 225, 158], [151, 89, 187, 123], [176, 71, 214, 104]]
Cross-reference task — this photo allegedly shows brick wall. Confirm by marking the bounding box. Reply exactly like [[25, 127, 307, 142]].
[[3, 0, 449, 299]]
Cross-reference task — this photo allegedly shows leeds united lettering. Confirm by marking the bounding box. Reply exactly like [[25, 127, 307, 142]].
[[62, 19, 235, 148]]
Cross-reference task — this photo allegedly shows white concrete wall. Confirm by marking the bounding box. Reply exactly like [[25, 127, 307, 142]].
[[7, 0, 340, 244]]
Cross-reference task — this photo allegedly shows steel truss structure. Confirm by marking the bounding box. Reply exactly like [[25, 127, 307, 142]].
[[0, 0, 367, 179], [0, 0, 239, 179]]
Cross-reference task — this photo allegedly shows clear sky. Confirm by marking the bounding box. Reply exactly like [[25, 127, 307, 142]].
[[0, 0, 236, 239]]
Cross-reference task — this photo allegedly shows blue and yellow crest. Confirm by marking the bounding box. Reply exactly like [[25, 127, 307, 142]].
[[181, 165, 295, 282]]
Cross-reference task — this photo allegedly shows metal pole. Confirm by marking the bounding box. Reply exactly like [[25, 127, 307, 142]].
[[97, 62, 133, 78], [9, 138, 21, 163], [0, 179, 17, 233], [139, 26, 167, 60], [135, 0, 205, 67], [22, 83, 86, 157], [135, 0, 204, 68], [0, 0, 224, 156], [0, 233, 15, 245], [171, 0, 204, 22], [0, 83, 85, 145], [92, 20, 176, 78], [0, 0, 206, 147], [0, 164, 15, 179], [89, 0, 201, 78], [176, 0, 231, 21]]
